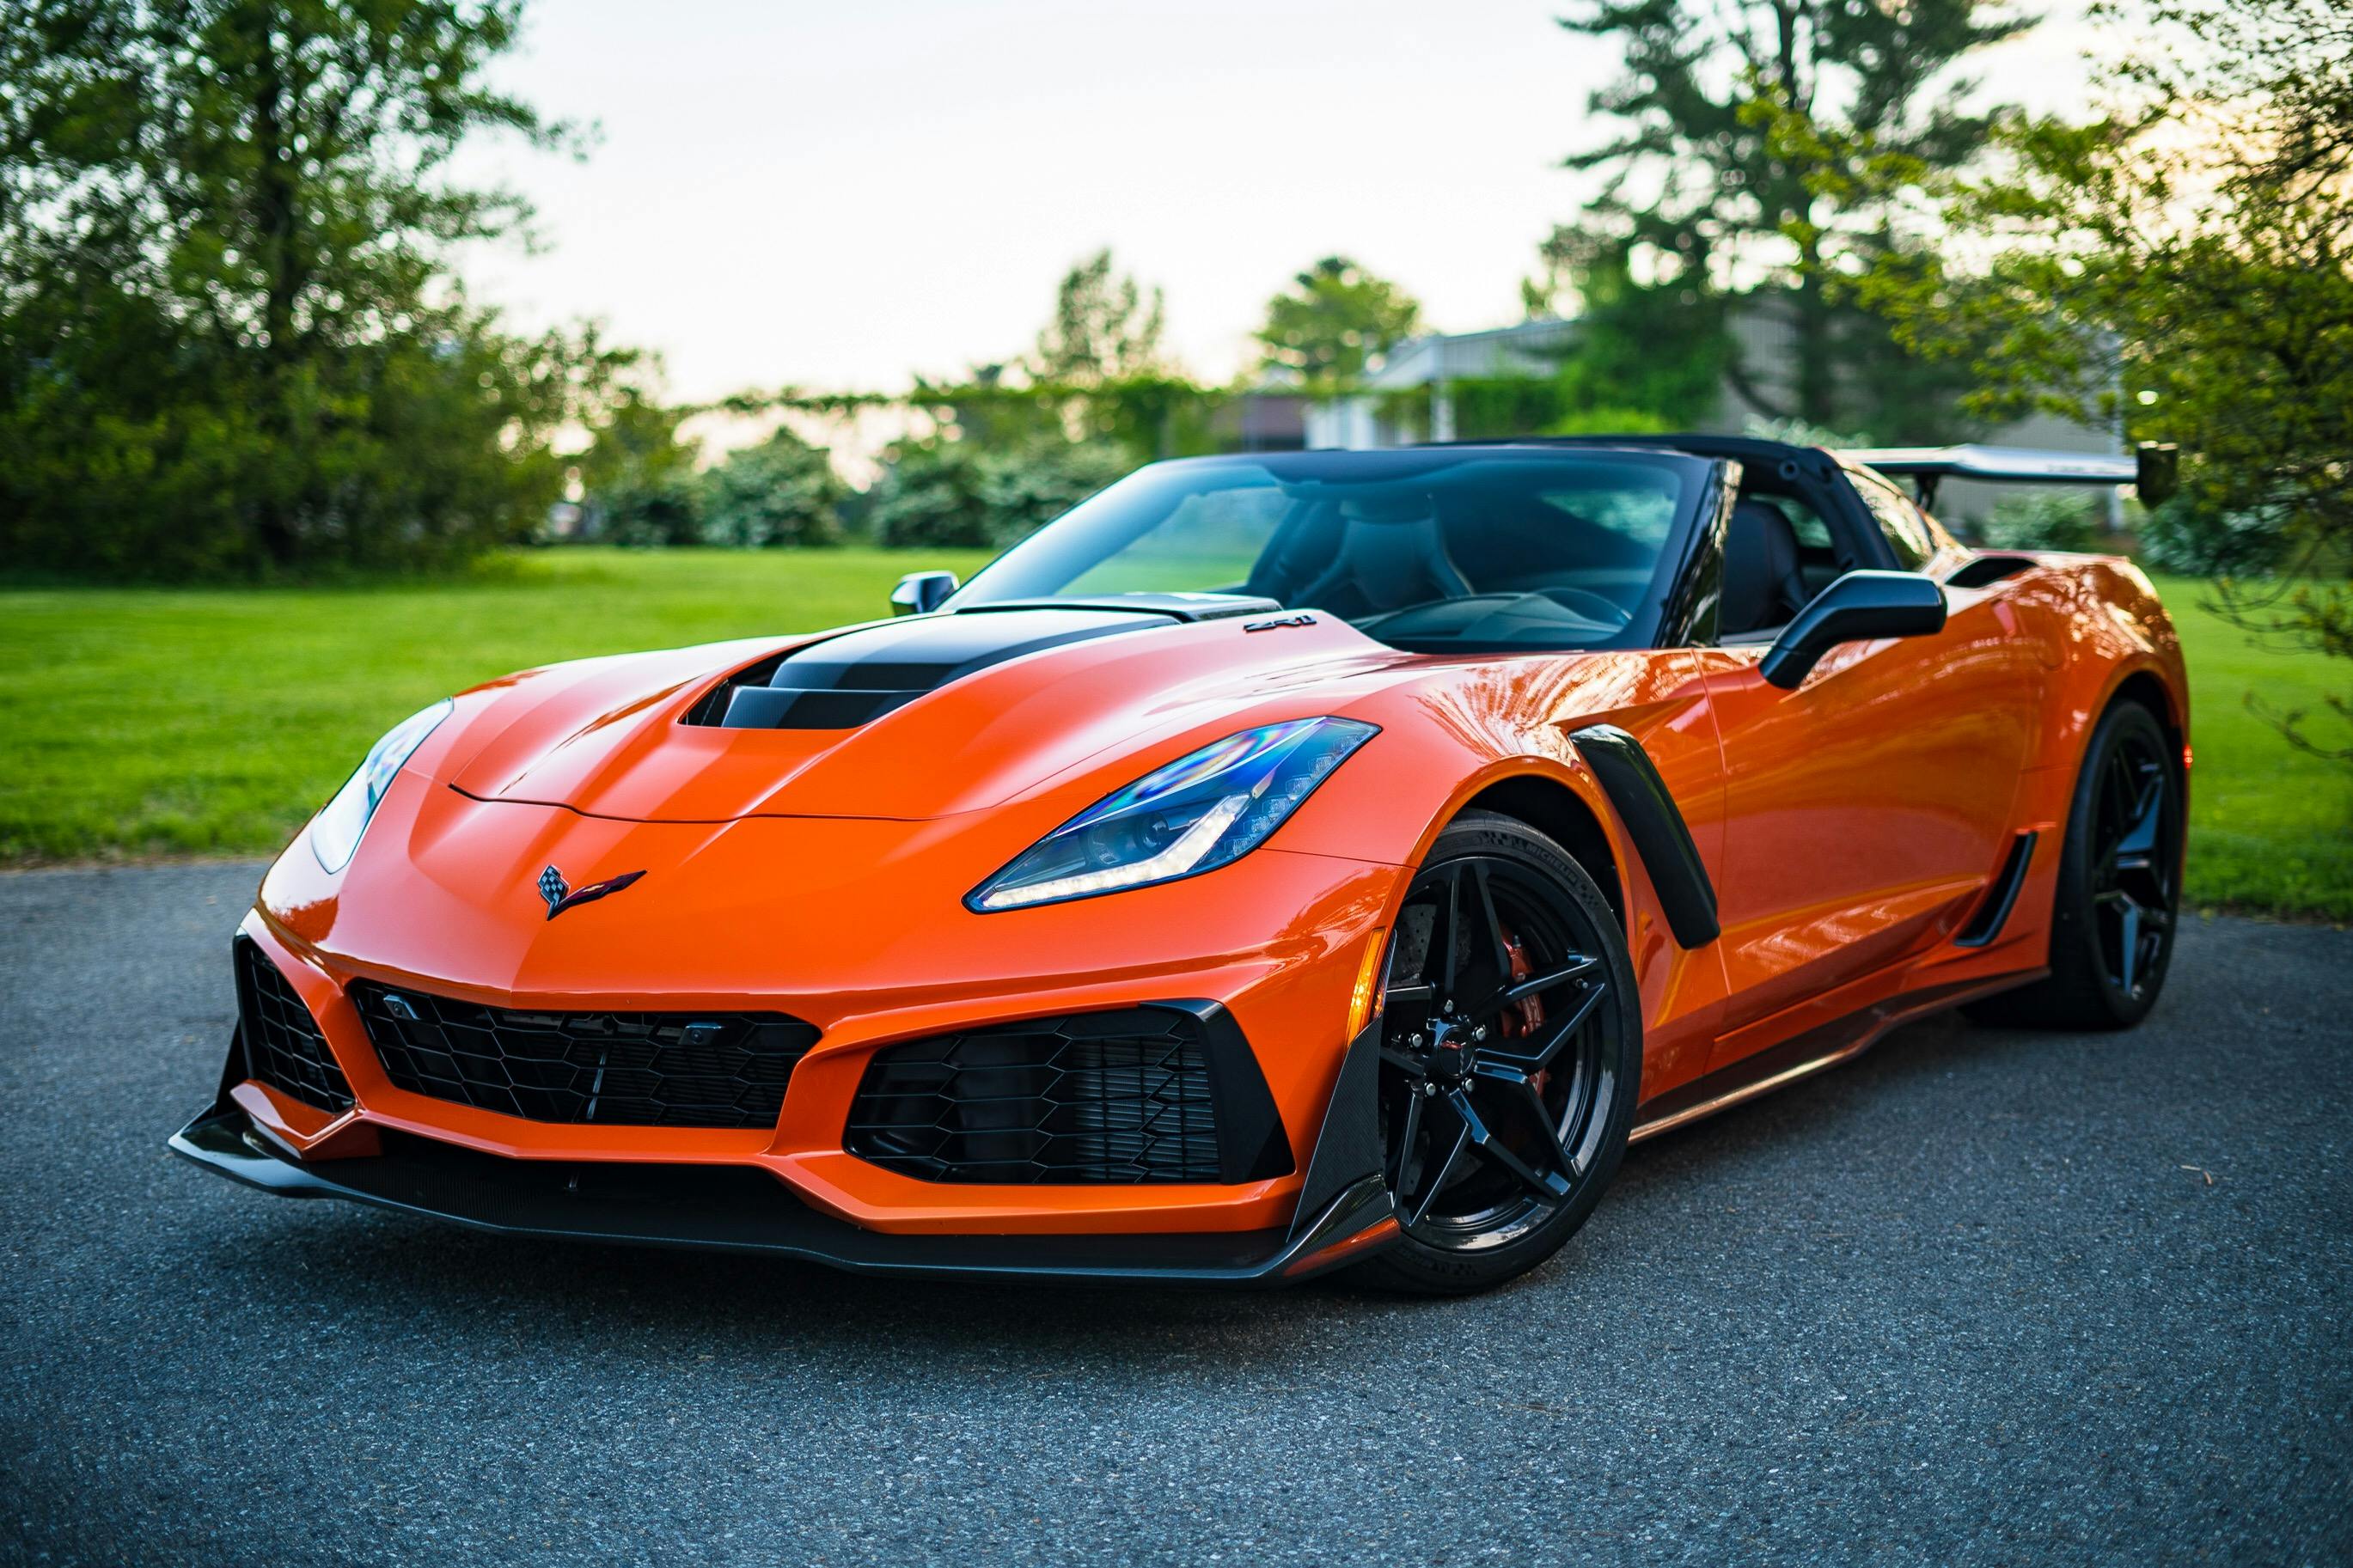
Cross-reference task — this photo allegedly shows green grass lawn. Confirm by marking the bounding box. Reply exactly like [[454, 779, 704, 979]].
[[2149, 574, 2353, 921], [1, 553, 2345, 919], [0, 549, 991, 869]]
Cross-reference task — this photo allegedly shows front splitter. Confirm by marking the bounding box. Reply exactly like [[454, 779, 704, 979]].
[[168, 1099, 1399, 1288]]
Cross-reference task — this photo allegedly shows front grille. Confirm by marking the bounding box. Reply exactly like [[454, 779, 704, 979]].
[[351, 985, 818, 1129], [235, 942, 354, 1113], [846, 1009, 1222, 1184]]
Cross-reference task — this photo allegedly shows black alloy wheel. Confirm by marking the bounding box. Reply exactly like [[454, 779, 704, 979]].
[[1354, 812, 1638, 1295], [1967, 699, 2184, 1031], [2088, 722, 2179, 1002]]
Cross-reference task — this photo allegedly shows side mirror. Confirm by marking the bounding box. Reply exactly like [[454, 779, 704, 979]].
[[1760, 570, 1947, 689], [889, 570, 958, 616]]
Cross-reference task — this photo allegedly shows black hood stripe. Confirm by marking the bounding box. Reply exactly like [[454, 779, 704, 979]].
[[700, 609, 1175, 731]]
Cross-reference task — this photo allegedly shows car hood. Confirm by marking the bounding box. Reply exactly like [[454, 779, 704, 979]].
[[436, 607, 1415, 823]]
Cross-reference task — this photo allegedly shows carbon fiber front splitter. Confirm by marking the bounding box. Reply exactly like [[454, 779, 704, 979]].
[[167, 1094, 1400, 1288]]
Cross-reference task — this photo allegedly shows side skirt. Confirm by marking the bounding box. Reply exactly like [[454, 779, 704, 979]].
[[1628, 970, 2043, 1144]]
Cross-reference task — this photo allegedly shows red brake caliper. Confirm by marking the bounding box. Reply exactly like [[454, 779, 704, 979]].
[[1499, 928, 1549, 1095]]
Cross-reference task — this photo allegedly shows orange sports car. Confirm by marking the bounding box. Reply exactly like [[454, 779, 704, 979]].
[[173, 436, 2190, 1293]]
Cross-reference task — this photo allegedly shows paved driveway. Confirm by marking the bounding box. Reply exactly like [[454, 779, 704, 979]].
[[2, 863, 2347, 1566]]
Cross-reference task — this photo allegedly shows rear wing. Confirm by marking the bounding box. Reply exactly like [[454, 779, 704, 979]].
[[1842, 442, 2178, 510]]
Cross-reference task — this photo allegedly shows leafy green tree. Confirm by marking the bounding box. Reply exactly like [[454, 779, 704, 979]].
[[0, 0, 606, 577], [866, 436, 1128, 551], [1531, 231, 1730, 430], [975, 438, 1129, 544], [865, 439, 993, 551], [1537, 0, 2026, 436], [1254, 257, 1421, 385], [1781, 0, 2353, 759], [698, 430, 846, 549], [1030, 248, 1167, 387]]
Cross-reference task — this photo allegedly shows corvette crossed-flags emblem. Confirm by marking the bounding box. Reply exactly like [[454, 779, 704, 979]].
[[535, 863, 646, 921]]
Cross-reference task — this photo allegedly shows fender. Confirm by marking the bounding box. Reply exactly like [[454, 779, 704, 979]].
[[1567, 723, 1721, 949]]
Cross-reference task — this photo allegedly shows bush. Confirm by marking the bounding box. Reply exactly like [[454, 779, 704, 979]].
[[699, 433, 846, 548], [594, 468, 705, 548], [1982, 491, 2103, 552], [2136, 497, 2292, 577], [867, 438, 1129, 550], [978, 440, 1133, 544], [865, 441, 993, 550]]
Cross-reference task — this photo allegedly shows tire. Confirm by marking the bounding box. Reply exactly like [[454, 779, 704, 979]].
[[1352, 811, 1641, 1296], [1965, 699, 2184, 1031]]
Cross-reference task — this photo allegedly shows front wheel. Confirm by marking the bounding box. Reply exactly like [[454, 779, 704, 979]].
[[1352, 812, 1641, 1296], [1968, 699, 2184, 1031]]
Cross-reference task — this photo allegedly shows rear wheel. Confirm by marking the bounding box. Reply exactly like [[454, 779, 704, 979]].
[[1967, 699, 2183, 1030], [1353, 813, 1639, 1296]]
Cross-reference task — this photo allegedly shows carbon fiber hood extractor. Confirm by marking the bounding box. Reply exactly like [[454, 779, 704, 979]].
[[439, 602, 1405, 823], [697, 607, 1175, 729]]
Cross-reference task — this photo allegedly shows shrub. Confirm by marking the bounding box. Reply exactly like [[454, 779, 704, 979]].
[[1982, 491, 2103, 552], [978, 441, 1133, 544], [866, 438, 1130, 550], [2136, 497, 2291, 577], [699, 433, 846, 548], [865, 441, 993, 550], [594, 468, 704, 548]]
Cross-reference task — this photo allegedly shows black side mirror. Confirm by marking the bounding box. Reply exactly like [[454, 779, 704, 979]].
[[1760, 570, 1947, 689], [889, 570, 958, 616]]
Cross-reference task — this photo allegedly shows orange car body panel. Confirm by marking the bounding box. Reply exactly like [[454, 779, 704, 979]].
[[223, 541, 2185, 1244]]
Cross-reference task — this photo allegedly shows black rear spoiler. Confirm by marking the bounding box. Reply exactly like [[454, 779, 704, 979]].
[[1843, 442, 2179, 510]]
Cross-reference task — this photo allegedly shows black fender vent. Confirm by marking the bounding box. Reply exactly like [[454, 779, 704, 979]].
[[1957, 830, 2039, 947], [235, 940, 355, 1113], [845, 1003, 1290, 1186], [1946, 554, 2036, 589], [351, 985, 818, 1129]]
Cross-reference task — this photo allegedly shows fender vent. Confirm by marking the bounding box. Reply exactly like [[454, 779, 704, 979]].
[[1957, 830, 2038, 947], [1946, 554, 2035, 589]]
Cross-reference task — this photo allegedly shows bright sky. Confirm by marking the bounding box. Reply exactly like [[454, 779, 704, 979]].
[[456, 0, 2102, 408]]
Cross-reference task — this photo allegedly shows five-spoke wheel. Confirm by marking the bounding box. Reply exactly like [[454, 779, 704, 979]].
[[1969, 699, 2183, 1030], [1354, 812, 1637, 1294]]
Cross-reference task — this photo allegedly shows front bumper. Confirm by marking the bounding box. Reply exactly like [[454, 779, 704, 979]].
[[170, 1076, 1398, 1286]]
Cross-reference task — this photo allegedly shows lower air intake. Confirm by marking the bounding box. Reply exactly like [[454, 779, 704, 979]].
[[351, 985, 818, 1130], [846, 1008, 1235, 1184], [235, 940, 355, 1113]]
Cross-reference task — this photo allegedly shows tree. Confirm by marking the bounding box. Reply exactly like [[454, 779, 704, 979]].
[[0, 0, 604, 577], [1787, 0, 2353, 760], [698, 430, 846, 549], [1253, 256, 1421, 385], [1030, 248, 1166, 387], [1540, 0, 2026, 436], [866, 436, 1129, 551]]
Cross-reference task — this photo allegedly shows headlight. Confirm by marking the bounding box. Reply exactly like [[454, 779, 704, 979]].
[[309, 699, 453, 873], [968, 717, 1378, 912]]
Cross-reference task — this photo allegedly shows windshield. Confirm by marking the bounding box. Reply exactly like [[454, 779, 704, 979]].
[[949, 448, 1710, 651]]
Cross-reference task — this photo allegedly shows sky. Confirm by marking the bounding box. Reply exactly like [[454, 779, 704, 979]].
[[455, 0, 2103, 409]]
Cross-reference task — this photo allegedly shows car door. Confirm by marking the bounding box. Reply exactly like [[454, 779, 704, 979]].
[[1696, 465, 2044, 1048]]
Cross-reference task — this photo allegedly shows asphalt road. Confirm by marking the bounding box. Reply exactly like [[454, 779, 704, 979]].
[[2, 863, 2348, 1567]]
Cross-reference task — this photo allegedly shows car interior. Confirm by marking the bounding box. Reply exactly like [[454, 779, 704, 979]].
[[1244, 476, 1672, 638], [1717, 480, 1858, 639]]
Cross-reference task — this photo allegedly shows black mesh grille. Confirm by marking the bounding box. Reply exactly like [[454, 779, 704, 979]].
[[351, 985, 818, 1129], [846, 1009, 1221, 1183], [235, 942, 354, 1113]]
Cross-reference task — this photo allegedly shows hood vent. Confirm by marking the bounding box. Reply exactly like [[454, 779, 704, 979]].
[[687, 607, 1181, 730]]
